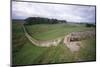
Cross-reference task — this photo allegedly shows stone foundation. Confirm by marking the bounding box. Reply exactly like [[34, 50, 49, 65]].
[[64, 30, 95, 52]]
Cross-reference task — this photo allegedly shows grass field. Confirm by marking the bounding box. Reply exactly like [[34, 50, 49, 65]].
[[25, 24, 94, 41], [12, 21, 96, 65]]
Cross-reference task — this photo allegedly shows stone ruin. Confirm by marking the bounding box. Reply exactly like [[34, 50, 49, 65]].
[[63, 30, 95, 52]]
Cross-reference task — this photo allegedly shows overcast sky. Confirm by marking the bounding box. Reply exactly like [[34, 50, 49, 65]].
[[12, 1, 96, 23]]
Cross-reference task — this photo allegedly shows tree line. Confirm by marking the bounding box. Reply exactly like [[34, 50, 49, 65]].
[[85, 23, 96, 27], [24, 17, 67, 25]]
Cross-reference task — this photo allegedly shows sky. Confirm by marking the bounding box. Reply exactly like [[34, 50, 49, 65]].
[[12, 1, 96, 23]]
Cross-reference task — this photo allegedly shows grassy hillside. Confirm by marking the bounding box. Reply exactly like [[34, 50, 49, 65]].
[[12, 22, 96, 65]]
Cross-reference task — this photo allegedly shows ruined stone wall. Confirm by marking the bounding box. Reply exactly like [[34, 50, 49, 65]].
[[63, 30, 95, 52], [64, 30, 95, 43], [38, 38, 62, 47]]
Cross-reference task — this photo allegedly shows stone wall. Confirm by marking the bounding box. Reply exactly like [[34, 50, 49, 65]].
[[63, 30, 95, 52], [38, 38, 62, 47]]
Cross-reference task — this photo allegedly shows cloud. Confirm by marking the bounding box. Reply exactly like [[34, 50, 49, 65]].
[[12, 1, 96, 23]]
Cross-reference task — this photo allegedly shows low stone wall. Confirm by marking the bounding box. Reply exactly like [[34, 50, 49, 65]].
[[64, 30, 95, 44], [38, 38, 62, 47], [64, 30, 95, 52]]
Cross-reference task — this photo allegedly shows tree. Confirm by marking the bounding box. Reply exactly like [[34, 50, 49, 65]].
[[24, 17, 67, 25]]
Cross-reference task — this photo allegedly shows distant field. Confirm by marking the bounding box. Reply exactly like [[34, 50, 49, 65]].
[[25, 24, 94, 40], [12, 21, 96, 65]]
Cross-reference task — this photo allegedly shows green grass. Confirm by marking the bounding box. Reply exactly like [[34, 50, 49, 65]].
[[25, 24, 94, 40], [79, 39, 96, 61], [12, 22, 96, 65]]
